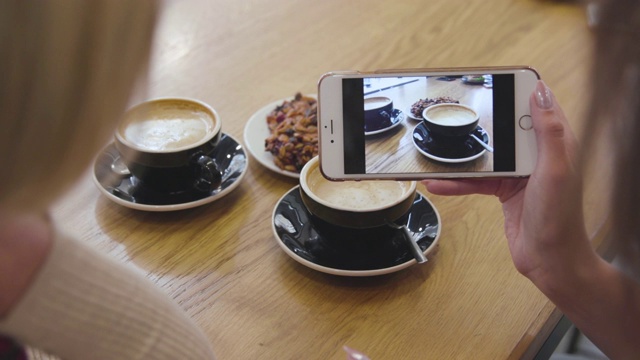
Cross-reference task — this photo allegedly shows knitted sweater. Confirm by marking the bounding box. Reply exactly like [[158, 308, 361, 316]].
[[0, 227, 216, 359]]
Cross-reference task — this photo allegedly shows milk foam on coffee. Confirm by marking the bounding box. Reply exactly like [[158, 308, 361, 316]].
[[364, 97, 391, 111], [426, 105, 477, 126], [308, 166, 410, 211], [122, 106, 214, 151]]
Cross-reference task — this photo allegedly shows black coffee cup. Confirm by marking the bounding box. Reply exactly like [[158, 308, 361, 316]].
[[114, 98, 222, 193], [364, 96, 394, 131], [299, 156, 416, 229], [422, 103, 479, 138]]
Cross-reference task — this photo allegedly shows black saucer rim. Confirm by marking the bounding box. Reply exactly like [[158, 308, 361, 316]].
[[92, 133, 248, 211], [364, 108, 406, 135], [271, 186, 442, 277], [412, 122, 490, 162]]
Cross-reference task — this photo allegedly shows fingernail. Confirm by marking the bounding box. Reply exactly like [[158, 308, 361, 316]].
[[535, 80, 553, 110]]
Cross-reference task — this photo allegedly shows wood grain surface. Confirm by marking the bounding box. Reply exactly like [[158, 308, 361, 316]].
[[49, 1, 612, 359]]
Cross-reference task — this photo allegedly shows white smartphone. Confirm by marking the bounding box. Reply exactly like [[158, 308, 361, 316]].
[[317, 66, 539, 180]]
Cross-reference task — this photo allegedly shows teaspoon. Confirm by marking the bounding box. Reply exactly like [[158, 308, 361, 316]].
[[110, 156, 131, 176], [385, 220, 427, 264], [470, 134, 494, 153]]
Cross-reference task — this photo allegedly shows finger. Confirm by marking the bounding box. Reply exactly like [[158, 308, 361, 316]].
[[529, 81, 575, 169]]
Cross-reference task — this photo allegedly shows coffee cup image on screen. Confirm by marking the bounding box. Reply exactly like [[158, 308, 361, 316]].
[[361, 75, 499, 174], [364, 97, 394, 131]]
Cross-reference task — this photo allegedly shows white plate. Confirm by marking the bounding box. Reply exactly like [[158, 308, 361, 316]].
[[243, 95, 317, 179], [405, 106, 423, 121]]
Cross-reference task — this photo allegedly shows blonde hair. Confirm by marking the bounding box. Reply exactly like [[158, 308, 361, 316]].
[[0, 0, 158, 212], [586, 0, 640, 270]]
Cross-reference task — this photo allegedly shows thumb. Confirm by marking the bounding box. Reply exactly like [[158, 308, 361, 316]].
[[529, 80, 574, 167]]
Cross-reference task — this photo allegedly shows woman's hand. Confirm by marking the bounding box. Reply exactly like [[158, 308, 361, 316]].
[[423, 80, 593, 285], [425, 80, 640, 359]]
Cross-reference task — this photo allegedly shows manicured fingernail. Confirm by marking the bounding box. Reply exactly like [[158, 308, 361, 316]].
[[535, 80, 553, 109]]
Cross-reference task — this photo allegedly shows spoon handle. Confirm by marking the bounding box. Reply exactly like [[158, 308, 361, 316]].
[[400, 225, 428, 264], [386, 220, 427, 264], [470, 134, 494, 153]]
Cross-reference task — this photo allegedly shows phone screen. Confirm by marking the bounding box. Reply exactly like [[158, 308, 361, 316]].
[[341, 74, 516, 175]]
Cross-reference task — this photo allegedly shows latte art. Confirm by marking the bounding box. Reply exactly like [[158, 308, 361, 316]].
[[364, 97, 391, 111], [426, 105, 477, 126], [307, 166, 411, 211], [120, 104, 215, 152], [124, 117, 211, 151]]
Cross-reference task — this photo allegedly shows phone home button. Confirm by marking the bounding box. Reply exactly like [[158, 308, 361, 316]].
[[518, 115, 533, 130]]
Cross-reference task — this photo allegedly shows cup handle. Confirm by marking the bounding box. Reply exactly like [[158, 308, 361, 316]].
[[193, 155, 222, 192]]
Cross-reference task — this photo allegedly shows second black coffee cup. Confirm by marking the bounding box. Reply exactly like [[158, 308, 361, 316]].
[[114, 98, 222, 193]]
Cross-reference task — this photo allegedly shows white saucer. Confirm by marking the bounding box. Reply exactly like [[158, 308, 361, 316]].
[[405, 106, 423, 121], [243, 94, 317, 179]]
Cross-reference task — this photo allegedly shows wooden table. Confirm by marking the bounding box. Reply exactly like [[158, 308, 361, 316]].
[[51, 1, 612, 359]]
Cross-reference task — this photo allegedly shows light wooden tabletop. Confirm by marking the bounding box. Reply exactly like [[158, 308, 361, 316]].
[[51, 0, 611, 359]]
